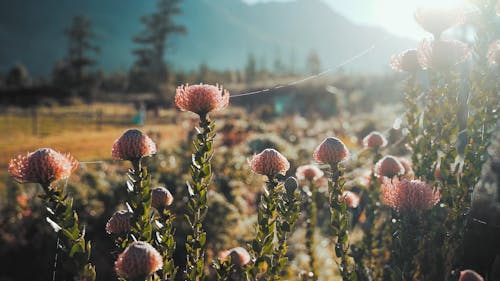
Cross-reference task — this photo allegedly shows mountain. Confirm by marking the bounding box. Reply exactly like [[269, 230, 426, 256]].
[[0, 0, 416, 77]]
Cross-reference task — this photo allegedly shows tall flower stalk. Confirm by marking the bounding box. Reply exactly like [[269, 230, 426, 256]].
[[111, 129, 157, 249], [248, 148, 291, 280], [313, 137, 355, 281], [296, 165, 324, 280], [175, 83, 230, 281], [8, 148, 96, 281]]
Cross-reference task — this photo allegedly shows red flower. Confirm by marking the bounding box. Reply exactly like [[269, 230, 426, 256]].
[[459, 270, 484, 281], [414, 6, 463, 38], [218, 247, 251, 266], [106, 210, 132, 234], [418, 39, 470, 71], [151, 187, 174, 209], [313, 137, 349, 165], [8, 148, 78, 186], [112, 129, 157, 161], [382, 178, 440, 212], [390, 49, 421, 73], [175, 84, 230, 116], [374, 156, 405, 179], [362, 131, 388, 149], [296, 164, 324, 182], [115, 241, 163, 280], [249, 148, 290, 177]]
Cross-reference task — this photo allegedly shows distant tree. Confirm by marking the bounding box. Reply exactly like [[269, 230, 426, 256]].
[[130, 0, 186, 92], [245, 53, 257, 85], [306, 49, 321, 75], [273, 49, 285, 75], [197, 63, 209, 83], [5, 63, 30, 88], [64, 15, 99, 83]]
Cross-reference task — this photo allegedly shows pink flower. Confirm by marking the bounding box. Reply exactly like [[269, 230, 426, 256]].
[[414, 6, 463, 37], [115, 241, 163, 280], [362, 131, 388, 149], [374, 156, 405, 179], [249, 148, 290, 177], [106, 210, 132, 234], [296, 164, 324, 182], [8, 148, 78, 186], [382, 178, 440, 212], [339, 191, 360, 208], [487, 40, 500, 65], [151, 187, 174, 209], [459, 270, 484, 281], [390, 49, 421, 73], [112, 129, 157, 161], [218, 247, 251, 266], [398, 157, 414, 178], [313, 137, 349, 165], [418, 39, 470, 71], [175, 84, 230, 116]]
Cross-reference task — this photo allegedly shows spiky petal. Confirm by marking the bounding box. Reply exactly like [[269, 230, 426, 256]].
[[249, 148, 290, 177], [313, 137, 349, 166], [382, 178, 440, 212], [8, 148, 78, 186], [175, 83, 230, 116]]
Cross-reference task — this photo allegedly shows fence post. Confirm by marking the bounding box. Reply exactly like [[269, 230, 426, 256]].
[[31, 107, 38, 136], [96, 109, 103, 131]]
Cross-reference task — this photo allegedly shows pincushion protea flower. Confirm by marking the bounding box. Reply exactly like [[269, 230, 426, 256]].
[[459, 269, 484, 281], [414, 6, 463, 38], [296, 164, 324, 182], [106, 210, 132, 234], [249, 148, 290, 177], [175, 84, 230, 116], [374, 155, 405, 179], [339, 191, 360, 208], [8, 148, 78, 186], [487, 40, 500, 65], [115, 241, 163, 280], [112, 129, 157, 161], [390, 49, 421, 73], [418, 39, 470, 71], [218, 247, 251, 266], [151, 187, 174, 209], [362, 131, 388, 149], [382, 178, 440, 212], [313, 137, 349, 166]]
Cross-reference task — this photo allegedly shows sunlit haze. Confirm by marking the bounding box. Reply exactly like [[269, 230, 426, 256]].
[[243, 0, 469, 39]]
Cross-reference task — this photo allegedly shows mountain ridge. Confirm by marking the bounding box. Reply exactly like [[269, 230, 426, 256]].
[[0, 0, 416, 76]]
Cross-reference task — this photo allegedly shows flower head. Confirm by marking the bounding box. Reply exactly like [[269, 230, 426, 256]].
[[418, 39, 470, 71], [459, 270, 484, 281], [382, 178, 440, 212], [115, 241, 163, 280], [106, 210, 132, 234], [284, 177, 299, 194], [313, 137, 349, 165], [218, 247, 251, 266], [151, 187, 174, 209], [8, 148, 78, 186], [362, 131, 388, 149], [112, 129, 157, 161], [414, 6, 463, 37], [390, 49, 421, 73], [487, 40, 500, 65], [339, 191, 361, 208], [175, 84, 230, 116], [374, 155, 405, 178], [249, 148, 290, 177], [296, 164, 324, 182]]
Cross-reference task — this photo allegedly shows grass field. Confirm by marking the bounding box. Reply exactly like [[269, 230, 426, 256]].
[[0, 103, 187, 190]]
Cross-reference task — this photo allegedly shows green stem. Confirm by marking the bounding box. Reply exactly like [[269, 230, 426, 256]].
[[305, 181, 318, 280], [153, 208, 177, 281], [185, 114, 214, 281], [127, 159, 153, 244], [328, 164, 355, 281], [41, 184, 96, 281]]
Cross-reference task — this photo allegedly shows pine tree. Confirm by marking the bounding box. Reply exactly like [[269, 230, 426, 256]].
[[130, 0, 186, 92], [64, 15, 99, 84]]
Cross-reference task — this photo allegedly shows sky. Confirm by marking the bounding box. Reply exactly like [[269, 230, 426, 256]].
[[242, 0, 467, 40]]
